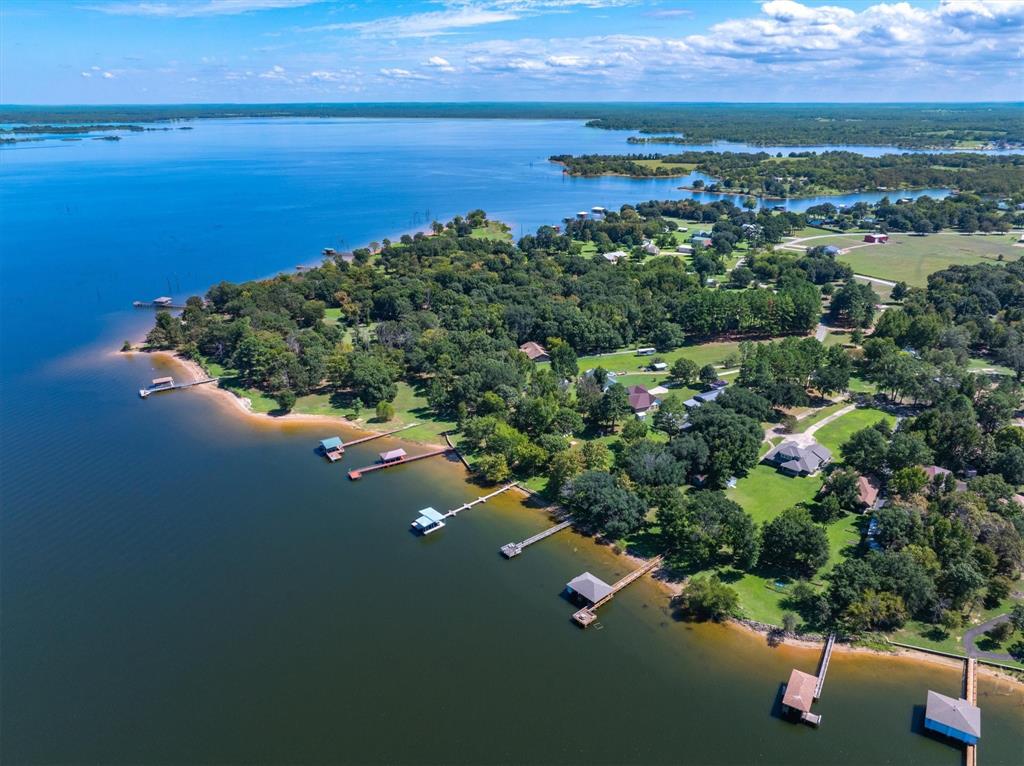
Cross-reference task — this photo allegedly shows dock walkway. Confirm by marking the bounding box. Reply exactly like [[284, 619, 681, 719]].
[[964, 657, 978, 766], [442, 483, 518, 519], [324, 424, 418, 461], [572, 555, 663, 628], [814, 633, 836, 699], [348, 447, 451, 480], [501, 516, 573, 558], [139, 378, 217, 398]]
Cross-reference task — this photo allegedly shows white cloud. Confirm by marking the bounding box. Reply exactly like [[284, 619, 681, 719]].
[[80, 71, 92, 78], [86, 0, 321, 17], [258, 64, 288, 80], [379, 67, 430, 81], [102, 71, 115, 78], [425, 55, 456, 72]]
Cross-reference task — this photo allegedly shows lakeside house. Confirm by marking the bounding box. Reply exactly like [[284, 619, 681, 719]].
[[923, 691, 981, 745], [642, 241, 659, 255], [649, 361, 668, 372], [763, 441, 832, 476], [603, 250, 628, 263], [863, 233, 889, 244], [566, 572, 613, 605], [676, 244, 693, 254], [626, 385, 659, 417], [519, 341, 550, 362], [691, 235, 713, 248], [822, 245, 841, 256], [590, 206, 606, 220]]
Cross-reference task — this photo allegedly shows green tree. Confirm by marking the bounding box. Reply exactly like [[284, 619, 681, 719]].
[[840, 425, 890, 475], [653, 393, 689, 434], [591, 383, 631, 431], [477, 453, 512, 483], [699, 364, 719, 387], [274, 389, 297, 413], [670, 357, 699, 386], [548, 338, 579, 380], [375, 401, 395, 422], [545, 448, 585, 496], [674, 575, 739, 621], [659, 490, 758, 569], [841, 589, 908, 632], [760, 507, 829, 576], [620, 417, 649, 443], [561, 470, 646, 538]]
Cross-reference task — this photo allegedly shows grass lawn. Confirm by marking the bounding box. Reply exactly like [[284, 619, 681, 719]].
[[967, 357, 1016, 378], [322, 307, 343, 326], [727, 464, 822, 525], [791, 401, 849, 433], [838, 232, 1021, 287], [631, 158, 696, 174], [823, 330, 853, 348], [564, 340, 743, 378], [814, 406, 897, 455], [469, 220, 513, 242]]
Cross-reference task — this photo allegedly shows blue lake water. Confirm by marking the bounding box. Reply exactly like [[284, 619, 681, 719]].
[[2, 118, 1021, 764]]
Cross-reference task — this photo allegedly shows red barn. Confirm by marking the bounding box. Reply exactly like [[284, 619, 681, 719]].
[[863, 233, 889, 244]]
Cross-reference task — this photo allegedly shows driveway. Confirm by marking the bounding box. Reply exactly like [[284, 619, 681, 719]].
[[963, 614, 1015, 662]]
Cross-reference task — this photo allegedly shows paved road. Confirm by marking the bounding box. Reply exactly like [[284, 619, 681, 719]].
[[963, 614, 1014, 662]]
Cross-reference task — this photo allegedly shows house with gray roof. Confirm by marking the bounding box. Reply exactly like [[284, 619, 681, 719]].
[[764, 441, 832, 477]]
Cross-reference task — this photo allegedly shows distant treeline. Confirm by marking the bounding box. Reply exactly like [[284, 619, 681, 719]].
[[588, 103, 1024, 148], [551, 151, 1024, 197], [2, 102, 1021, 148], [0, 124, 149, 135]]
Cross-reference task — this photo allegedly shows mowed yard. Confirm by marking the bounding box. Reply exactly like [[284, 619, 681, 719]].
[[715, 405, 896, 625], [838, 232, 1021, 287]]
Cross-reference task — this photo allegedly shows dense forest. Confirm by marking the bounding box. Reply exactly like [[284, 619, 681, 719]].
[[4, 103, 1021, 149], [552, 150, 1024, 197]]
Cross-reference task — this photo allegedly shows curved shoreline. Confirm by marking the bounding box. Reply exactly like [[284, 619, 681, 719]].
[[118, 353, 1023, 689]]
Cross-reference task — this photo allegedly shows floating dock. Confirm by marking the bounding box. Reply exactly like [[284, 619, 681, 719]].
[[408, 483, 519, 534], [501, 516, 573, 558], [133, 297, 185, 310], [570, 555, 663, 628], [139, 376, 217, 398], [347, 446, 452, 480], [318, 424, 417, 461]]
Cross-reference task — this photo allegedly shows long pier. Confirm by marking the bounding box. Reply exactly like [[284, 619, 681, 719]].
[[964, 658, 977, 766], [325, 424, 418, 460], [442, 483, 518, 519], [501, 516, 573, 558], [347, 447, 452, 480], [139, 378, 217, 398], [814, 633, 836, 699], [572, 555, 663, 628]]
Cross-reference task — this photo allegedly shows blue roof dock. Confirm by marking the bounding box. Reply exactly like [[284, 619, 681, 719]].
[[412, 507, 447, 535]]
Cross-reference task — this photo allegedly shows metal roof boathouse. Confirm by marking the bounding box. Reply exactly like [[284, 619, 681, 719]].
[[924, 690, 981, 746]]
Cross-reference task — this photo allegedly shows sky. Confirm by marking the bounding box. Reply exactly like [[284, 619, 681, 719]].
[[1, 0, 1022, 103]]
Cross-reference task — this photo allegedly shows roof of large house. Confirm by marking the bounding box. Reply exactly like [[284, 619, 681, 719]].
[[925, 691, 981, 738], [766, 441, 832, 474], [782, 669, 818, 713], [567, 572, 614, 603], [626, 385, 656, 412], [857, 474, 881, 506], [695, 387, 726, 403], [603, 250, 628, 262], [923, 465, 952, 479], [519, 341, 549, 360]]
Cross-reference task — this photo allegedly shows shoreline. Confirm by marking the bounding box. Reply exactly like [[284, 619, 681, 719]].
[[122, 348, 451, 450]]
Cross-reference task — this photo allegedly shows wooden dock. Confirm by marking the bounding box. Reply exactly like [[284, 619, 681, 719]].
[[964, 658, 977, 766], [139, 378, 217, 398], [814, 633, 836, 699], [323, 424, 418, 461], [347, 447, 452, 480], [443, 431, 472, 471], [442, 483, 518, 519], [572, 555, 663, 628], [501, 516, 573, 558]]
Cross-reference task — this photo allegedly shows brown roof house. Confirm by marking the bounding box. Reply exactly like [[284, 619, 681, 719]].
[[626, 384, 659, 417], [519, 341, 549, 362], [856, 475, 881, 509]]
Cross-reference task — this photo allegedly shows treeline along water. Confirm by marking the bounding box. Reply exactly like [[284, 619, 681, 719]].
[[1, 118, 1021, 764]]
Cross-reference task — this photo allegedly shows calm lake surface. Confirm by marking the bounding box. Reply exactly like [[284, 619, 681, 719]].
[[1, 119, 1021, 764]]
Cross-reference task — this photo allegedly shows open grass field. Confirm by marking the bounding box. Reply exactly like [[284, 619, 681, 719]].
[[566, 341, 742, 378], [838, 232, 1021, 286], [469, 220, 513, 242], [631, 158, 697, 174], [814, 406, 897, 455]]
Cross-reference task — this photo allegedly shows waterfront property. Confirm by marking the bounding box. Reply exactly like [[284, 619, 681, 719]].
[[500, 517, 573, 558], [781, 634, 835, 727], [411, 507, 447, 535], [566, 572, 614, 605], [923, 691, 981, 746], [347, 446, 451, 480], [763, 441, 832, 477], [380, 449, 406, 463], [138, 375, 217, 399]]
